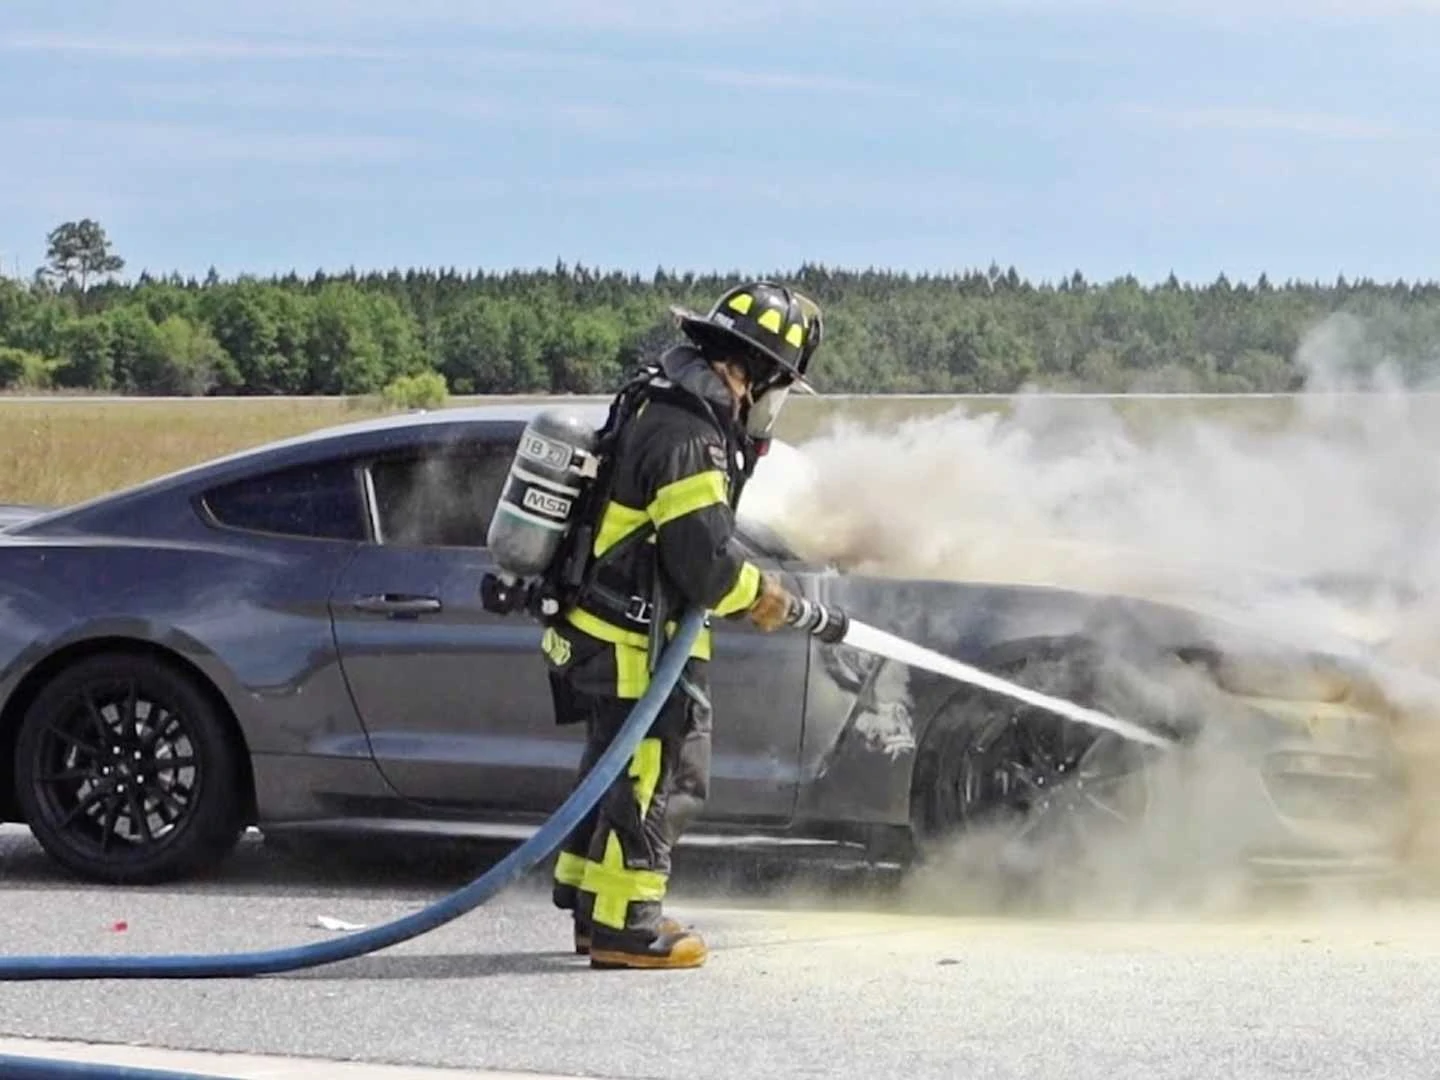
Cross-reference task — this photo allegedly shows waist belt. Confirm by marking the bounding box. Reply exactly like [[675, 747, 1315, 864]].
[[579, 581, 654, 629]]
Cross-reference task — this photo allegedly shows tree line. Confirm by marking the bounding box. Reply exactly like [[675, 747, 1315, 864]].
[[3, 219, 1438, 398]]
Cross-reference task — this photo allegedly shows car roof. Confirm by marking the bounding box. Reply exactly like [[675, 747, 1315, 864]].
[[271, 400, 611, 447], [15, 400, 612, 532]]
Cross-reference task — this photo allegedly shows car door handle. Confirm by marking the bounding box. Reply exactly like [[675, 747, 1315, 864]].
[[352, 593, 443, 616]]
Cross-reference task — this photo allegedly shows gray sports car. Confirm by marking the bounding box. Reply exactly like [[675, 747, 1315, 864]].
[[0, 404, 1417, 895]]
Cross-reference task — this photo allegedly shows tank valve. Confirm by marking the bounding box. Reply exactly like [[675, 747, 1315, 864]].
[[479, 573, 533, 616]]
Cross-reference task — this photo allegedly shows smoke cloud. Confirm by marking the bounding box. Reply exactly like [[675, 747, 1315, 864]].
[[739, 312, 1440, 914]]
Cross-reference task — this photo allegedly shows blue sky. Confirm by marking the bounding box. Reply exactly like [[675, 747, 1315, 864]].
[[2, 1, 1438, 285]]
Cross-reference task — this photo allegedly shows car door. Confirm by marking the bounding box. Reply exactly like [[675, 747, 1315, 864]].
[[327, 427, 567, 812], [327, 421, 808, 826], [703, 530, 811, 827]]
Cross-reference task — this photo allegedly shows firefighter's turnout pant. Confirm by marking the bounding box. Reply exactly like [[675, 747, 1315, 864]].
[[546, 622, 712, 936]]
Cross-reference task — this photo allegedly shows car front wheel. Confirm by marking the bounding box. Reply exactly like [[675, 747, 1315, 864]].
[[14, 653, 246, 885], [910, 646, 1161, 908]]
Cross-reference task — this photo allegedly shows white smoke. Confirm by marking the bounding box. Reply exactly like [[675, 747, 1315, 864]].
[[737, 312, 1440, 913], [745, 313, 1440, 670]]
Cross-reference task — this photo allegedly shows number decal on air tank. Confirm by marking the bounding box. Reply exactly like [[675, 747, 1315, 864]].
[[518, 433, 573, 471]]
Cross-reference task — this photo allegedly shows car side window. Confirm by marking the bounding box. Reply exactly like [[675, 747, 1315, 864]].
[[201, 459, 367, 541], [367, 442, 514, 548]]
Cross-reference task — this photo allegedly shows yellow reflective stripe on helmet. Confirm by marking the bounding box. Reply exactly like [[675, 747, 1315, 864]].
[[757, 308, 782, 333], [554, 851, 587, 888], [593, 501, 650, 557], [785, 322, 804, 347], [727, 292, 753, 314], [713, 561, 761, 617], [648, 469, 727, 528]]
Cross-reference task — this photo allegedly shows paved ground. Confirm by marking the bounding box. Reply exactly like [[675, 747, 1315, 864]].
[[2, 824, 1440, 1080], [0, 1037, 577, 1078]]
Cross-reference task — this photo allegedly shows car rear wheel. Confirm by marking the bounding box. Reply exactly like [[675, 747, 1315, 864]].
[[911, 646, 1160, 906], [14, 653, 246, 885]]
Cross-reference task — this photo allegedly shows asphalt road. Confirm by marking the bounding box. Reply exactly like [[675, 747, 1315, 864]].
[[2, 824, 1439, 1080]]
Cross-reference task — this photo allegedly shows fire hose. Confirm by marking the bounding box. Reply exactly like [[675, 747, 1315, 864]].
[[0, 597, 1171, 1078], [0, 607, 709, 985], [0, 597, 1168, 985]]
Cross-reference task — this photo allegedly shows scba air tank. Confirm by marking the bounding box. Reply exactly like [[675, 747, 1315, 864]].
[[487, 410, 599, 580]]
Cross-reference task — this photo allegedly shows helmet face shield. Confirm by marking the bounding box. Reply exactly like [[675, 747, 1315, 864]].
[[745, 382, 790, 439]]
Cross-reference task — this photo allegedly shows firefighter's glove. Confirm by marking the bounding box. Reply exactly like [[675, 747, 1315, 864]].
[[749, 572, 796, 633]]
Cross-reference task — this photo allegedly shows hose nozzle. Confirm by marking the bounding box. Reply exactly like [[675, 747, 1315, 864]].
[[786, 596, 849, 644]]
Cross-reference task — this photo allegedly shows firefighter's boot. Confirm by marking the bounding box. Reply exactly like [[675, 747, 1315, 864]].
[[573, 914, 688, 956], [587, 923, 708, 970]]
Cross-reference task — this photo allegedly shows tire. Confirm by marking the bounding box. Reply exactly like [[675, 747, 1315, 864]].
[[14, 653, 246, 885], [909, 644, 1161, 907]]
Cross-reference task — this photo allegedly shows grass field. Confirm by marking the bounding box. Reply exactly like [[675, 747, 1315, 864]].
[[0, 390, 1417, 507], [0, 394, 979, 506], [0, 398, 395, 506]]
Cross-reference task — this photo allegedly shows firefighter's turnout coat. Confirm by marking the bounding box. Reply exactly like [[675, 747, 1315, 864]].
[[544, 342, 765, 935]]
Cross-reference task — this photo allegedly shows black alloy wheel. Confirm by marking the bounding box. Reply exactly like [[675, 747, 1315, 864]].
[[913, 649, 1158, 898], [14, 654, 245, 884]]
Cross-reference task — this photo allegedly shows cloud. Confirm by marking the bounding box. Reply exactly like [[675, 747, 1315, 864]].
[[0, 117, 420, 166], [7, 0, 849, 42], [941, 0, 1440, 17], [118, 78, 502, 119], [1119, 104, 1421, 142], [194, 0, 1440, 29], [4, 27, 905, 105], [693, 70, 903, 96], [174, 0, 872, 34], [533, 168, 1012, 216], [0, 33, 401, 61], [8, 0, 1439, 61]]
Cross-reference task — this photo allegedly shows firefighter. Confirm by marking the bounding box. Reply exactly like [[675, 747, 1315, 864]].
[[543, 280, 823, 970]]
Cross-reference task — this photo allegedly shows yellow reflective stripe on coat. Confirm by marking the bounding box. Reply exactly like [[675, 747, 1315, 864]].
[[566, 607, 647, 650], [713, 561, 761, 617], [615, 644, 650, 699], [585, 848, 667, 901], [553, 851, 587, 888], [585, 736, 668, 928], [541, 627, 571, 666], [565, 607, 713, 661], [648, 469, 727, 528], [586, 844, 669, 928], [629, 737, 663, 813], [593, 501, 649, 557]]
